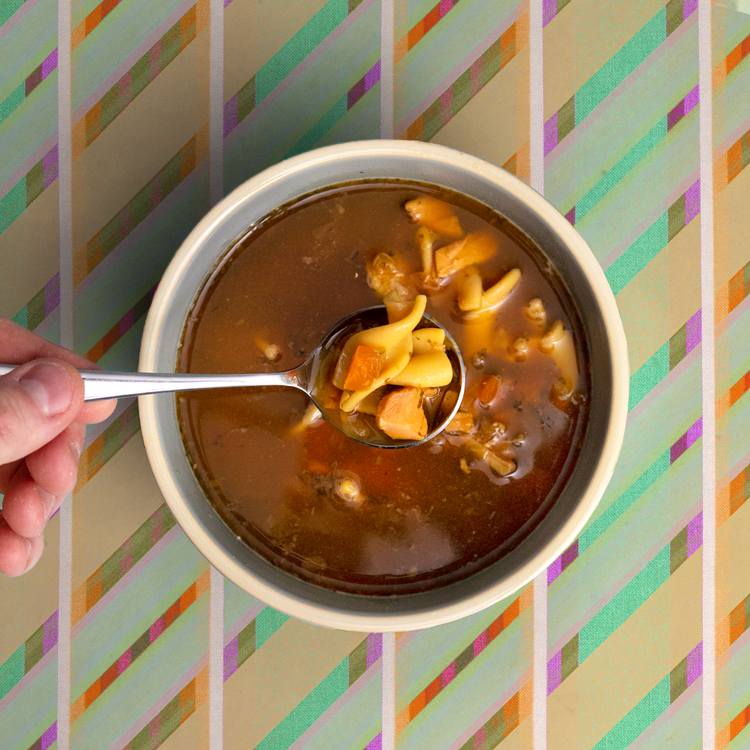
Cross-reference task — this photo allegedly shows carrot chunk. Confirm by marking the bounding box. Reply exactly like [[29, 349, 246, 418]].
[[343, 344, 385, 391], [375, 387, 428, 441], [477, 375, 500, 406]]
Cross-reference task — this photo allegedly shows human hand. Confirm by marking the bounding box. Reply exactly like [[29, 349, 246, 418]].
[[0, 316, 116, 577]]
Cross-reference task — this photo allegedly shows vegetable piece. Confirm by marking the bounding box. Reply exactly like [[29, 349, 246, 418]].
[[404, 197, 463, 239], [333, 471, 364, 507], [434, 233, 498, 278], [343, 344, 386, 391], [375, 386, 429, 441], [290, 403, 322, 434], [477, 375, 500, 406]]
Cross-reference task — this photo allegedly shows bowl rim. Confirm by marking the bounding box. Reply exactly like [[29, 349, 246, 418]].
[[139, 139, 629, 631]]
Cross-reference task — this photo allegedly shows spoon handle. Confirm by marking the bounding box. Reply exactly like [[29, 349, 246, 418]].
[[0, 364, 291, 401]]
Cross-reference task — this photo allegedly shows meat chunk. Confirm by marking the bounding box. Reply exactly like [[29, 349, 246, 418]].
[[375, 386, 428, 441]]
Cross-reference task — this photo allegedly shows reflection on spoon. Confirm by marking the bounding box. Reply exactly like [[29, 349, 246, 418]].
[[0, 304, 465, 449]]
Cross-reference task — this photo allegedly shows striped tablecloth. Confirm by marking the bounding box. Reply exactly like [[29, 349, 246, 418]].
[[1, 0, 749, 747]]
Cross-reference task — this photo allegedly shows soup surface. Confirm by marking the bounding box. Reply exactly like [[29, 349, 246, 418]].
[[178, 181, 589, 595]]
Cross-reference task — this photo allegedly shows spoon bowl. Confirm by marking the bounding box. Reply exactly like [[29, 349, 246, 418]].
[[0, 305, 465, 449]]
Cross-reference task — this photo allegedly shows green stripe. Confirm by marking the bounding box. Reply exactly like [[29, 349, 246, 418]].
[[579, 451, 671, 554], [255, 0, 349, 103], [669, 324, 688, 369], [606, 211, 668, 295], [670, 526, 688, 573], [0, 82, 25, 126], [255, 608, 288, 650], [0, 0, 25, 26], [256, 660, 349, 750], [578, 117, 668, 222], [670, 654, 688, 703], [237, 618, 256, 667], [579, 546, 670, 662], [236, 75, 255, 123], [348, 638, 368, 686], [575, 9, 667, 125], [0, 179, 26, 234], [24, 625, 44, 673], [561, 633, 579, 682], [0, 645, 25, 700], [630, 343, 669, 411], [592, 676, 670, 749], [11, 304, 27, 328]]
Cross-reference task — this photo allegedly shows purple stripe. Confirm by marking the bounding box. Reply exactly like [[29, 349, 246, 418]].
[[684, 84, 699, 115], [149, 40, 162, 81], [439, 0, 453, 17], [348, 77, 365, 109], [686, 512, 703, 557], [561, 539, 578, 569], [41, 47, 58, 80], [224, 0, 233, 6], [543, 0, 557, 26], [42, 610, 59, 656], [119, 309, 135, 336], [149, 617, 165, 642], [473, 630, 488, 657], [685, 308, 702, 353], [42, 143, 59, 188], [671, 434, 688, 463], [223, 638, 239, 681], [686, 641, 702, 687], [565, 206, 576, 225], [544, 112, 558, 155], [40, 722, 57, 750], [685, 179, 700, 224], [366, 732, 382, 750], [117, 649, 132, 675], [441, 661, 456, 687], [683, 0, 697, 19], [364, 60, 381, 92], [687, 417, 703, 448], [366, 633, 382, 668], [547, 555, 562, 585], [667, 100, 684, 131], [117, 71, 133, 110], [547, 650, 562, 694], [223, 95, 238, 137], [43, 272, 60, 316]]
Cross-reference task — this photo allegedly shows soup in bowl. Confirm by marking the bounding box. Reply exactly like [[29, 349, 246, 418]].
[[139, 141, 628, 631]]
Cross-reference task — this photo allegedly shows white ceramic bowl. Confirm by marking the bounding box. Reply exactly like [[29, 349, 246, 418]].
[[139, 140, 629, 631]]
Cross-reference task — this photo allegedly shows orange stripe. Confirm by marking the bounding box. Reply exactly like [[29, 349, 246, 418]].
[[84, 679, 102, 708], [730, 709, 748, 740], [726, 44, 743, 75], [85, 5, 102, 35], [101, 662, 118, 691], [503, 690, 520, 734], [502, 596, 520, 627], [423, 5, 440, 36], [409, 689, 427, 720], [407, 20, 423, 51]]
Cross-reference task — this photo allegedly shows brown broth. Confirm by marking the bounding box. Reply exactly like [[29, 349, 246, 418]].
[[177, 182, 589, 595]]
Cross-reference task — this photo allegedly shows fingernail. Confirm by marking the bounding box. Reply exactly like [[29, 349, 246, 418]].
[[19, 362, 74, 417], [23, 536, 32, 566], [38, 487, 56, 521], [70, 440, 82, 463]]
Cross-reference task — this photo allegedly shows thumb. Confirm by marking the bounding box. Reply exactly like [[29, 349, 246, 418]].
[[0, 359, 85, 465]]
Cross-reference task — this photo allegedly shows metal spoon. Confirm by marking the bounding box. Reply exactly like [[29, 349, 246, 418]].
[[0, 306, 465, 449]]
